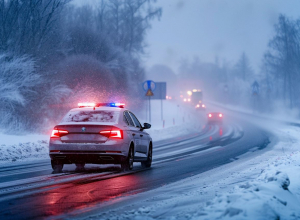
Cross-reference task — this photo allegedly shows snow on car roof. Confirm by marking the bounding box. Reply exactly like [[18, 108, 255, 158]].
[[58, 107, 123, 125]]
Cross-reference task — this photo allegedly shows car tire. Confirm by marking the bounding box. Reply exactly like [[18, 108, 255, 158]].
[[121, 146, 134, 171], [141, 144, 152, 168], [51, 160, 64, 172]]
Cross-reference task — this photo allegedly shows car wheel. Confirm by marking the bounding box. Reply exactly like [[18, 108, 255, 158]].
[[141, 144, 152, 168], [121, 146, 134, 171], [51, 160, 63, 172]]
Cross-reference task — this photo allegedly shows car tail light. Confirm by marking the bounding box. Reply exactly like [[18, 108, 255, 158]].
[[219, 114, 223, 118], [110, 130, 122, 138], [100, 129, 123, 139], [208, 114, 212, 118], [51, 129, 69, 138], [99, 130, 110, 138]]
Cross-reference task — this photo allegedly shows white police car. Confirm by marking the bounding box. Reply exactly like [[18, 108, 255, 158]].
[[49, 103, 152, 172]]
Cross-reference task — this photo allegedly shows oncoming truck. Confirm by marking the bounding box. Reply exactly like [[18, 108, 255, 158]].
[[191, 90, 203, 105]]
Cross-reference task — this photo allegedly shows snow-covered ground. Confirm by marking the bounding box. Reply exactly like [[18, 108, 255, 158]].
[[0, 133, 49, 163], [85, 125, 300, 220]]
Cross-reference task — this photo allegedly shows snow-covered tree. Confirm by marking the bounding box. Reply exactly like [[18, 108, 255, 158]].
[[234, 52, 254, 81]]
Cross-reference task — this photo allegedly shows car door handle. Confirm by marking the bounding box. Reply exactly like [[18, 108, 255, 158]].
[[140, 134, 143, 137], [132, 133, 136, 136]]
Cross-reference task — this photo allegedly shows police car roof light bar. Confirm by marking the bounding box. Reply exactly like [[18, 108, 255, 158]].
[[78, 102, 125, 108], [78, 103, 96, 108], [110, 103, 125, 108]]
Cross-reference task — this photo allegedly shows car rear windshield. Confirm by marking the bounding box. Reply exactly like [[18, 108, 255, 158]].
[[61, 110, 119, 123]]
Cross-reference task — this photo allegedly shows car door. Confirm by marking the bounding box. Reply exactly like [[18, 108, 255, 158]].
[[124, 111, 142, 155], [129, 112, 148, 156]]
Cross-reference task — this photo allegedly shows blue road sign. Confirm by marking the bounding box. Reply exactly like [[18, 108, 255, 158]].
[[140, 82, 166, 100], [143, 80, 156, 92]]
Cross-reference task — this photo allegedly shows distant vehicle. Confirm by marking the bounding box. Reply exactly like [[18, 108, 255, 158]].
[[195, 103, 206, 111], [49, 103, 152, 172], [207, 112, 223, 124], [191, 90, 203, 105]]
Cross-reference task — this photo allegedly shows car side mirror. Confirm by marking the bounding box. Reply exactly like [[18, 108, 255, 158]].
[[142, 123, 151, 130]]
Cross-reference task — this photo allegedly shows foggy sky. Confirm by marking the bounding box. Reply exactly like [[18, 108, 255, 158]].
[[145, 0, 300, 74]]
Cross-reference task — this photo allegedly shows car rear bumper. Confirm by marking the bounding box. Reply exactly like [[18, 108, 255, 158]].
[[49, 141, 128, 151], [49, 152, 127, 164]]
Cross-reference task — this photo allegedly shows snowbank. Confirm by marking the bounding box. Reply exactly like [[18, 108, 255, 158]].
[[196, 151, 300, 220], [0, 134, 49, 163]]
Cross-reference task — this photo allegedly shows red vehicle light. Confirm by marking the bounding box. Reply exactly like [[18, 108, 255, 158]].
[[105, 151, 122, 154], [110, 103, 125, 108], [100, 129, 123, 139], [111, 130, 122, 138], [99, 130, 110, 138], [219, 113, 223, 118], [208, 114, 212, 118], [51, 129, 69, 138]]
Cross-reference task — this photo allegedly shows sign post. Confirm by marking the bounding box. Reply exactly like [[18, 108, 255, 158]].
[[251, 81, 259, 111], [141, 81, 166, 123], [161, 99, 163, 121], [143, 80, 156, 123]]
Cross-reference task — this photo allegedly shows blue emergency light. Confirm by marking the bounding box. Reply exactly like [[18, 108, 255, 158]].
[[78, 102, 125, 108]]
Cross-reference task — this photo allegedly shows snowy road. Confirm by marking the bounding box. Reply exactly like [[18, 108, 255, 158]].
[[0, 113, 271, 219]]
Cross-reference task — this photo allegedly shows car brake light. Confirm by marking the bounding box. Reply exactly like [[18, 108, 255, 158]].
[[100, 130, 123, 139], [51, 129, 69, 137], [208, 114, 212, 118], [202, 104, 205, 108], [99, 130, 110, 138], [111, 130, 122, 138], [219, 113, 223, 117]]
